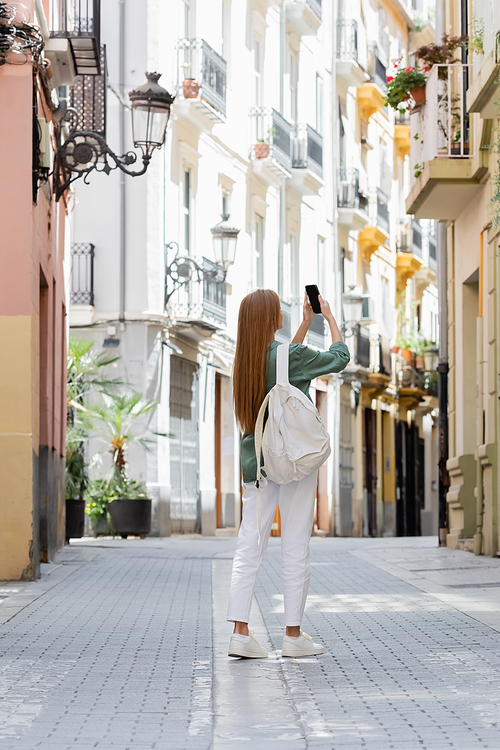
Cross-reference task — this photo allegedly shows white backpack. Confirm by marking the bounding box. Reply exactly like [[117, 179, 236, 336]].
[[254, 343, 331, 489]]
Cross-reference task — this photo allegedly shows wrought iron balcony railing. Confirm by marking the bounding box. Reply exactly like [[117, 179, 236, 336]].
[[170, 257, 226, 326], [428, 232, 437, 269], [249, 107, 293, 173], [176, 38, 227, 118], [354, 324, 371, 368], [410, 64, 474, 188], [367, 44, 387, 91], [292, 123, 323, 177], [337, 168, 368, 212], [336, 19, 358, 61], [50, 0, 101, 75], [375, 188, 389, 232], [397, 220, 423, 257], [202, 258, 226, 324], [71, 242, 94, 305], [69, 45, 106, 136]]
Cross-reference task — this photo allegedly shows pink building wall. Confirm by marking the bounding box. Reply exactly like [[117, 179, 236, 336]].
[[0, 13, 68, 579]]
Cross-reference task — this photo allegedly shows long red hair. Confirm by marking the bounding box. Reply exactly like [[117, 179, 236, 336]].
[[232, 289, 281, 434]]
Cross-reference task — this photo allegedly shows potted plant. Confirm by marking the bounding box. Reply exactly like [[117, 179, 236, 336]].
[[254, 139, 270, 159], [183, 78, 200, 99], [83, 391, 162, 539], [385, 65, 428, 111], [65, 337, 121, 541], [415, 34, 468, 79]]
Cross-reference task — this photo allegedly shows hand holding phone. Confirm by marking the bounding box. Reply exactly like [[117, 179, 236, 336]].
[[305, 284, 322, 314]]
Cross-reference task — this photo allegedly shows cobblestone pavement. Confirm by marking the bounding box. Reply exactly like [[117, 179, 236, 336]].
[[0, 536, 500, 750]]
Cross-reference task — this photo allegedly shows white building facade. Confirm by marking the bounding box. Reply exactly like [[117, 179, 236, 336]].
[[70, 0, 439, 538]]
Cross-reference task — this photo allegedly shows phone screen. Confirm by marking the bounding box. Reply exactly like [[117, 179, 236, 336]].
[[305, 285, 321, 314]]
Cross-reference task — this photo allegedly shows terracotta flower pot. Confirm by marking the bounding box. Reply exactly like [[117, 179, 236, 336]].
[[401, 348, 413, 363], [416, 356, 425, 371], [254, 142, 270, 159], [391, 345, 400, 354], [410, 86, 426, 105], [183, 79, 200, 99]]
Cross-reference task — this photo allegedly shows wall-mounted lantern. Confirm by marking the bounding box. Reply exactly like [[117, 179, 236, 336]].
[[55, 72, 174, 200]]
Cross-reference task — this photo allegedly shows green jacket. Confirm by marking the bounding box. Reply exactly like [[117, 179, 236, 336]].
[[240, 340, 350, 483]]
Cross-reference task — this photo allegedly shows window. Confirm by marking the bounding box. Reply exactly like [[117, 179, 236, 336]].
[[184, 170, 191, 253], [316, 75, 323, 134], [255, 214, 264, 288]]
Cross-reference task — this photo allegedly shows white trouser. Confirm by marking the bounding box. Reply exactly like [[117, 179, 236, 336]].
[[226, 471, 317, 627]]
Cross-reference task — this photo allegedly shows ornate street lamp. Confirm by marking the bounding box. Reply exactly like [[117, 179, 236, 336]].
[[164, 213, 240, 307], [210, 213, 240, 270], [55, 72, 174, 201], [424, 344, 439, 372]]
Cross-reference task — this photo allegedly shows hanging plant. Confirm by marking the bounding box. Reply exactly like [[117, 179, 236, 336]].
[[385, 65, 428, 111]]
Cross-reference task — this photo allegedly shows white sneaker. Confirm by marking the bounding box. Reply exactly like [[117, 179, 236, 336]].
[[282, 631, 324, 657], [228, 631, 269, 659]]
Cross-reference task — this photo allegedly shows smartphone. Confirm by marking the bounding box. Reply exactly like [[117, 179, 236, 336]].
[[305, 284, 322, 314]]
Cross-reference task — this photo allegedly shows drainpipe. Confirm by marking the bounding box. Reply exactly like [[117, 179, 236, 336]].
[[437, 221, 449, 545], [474, 223, 490, 555], [331, 0, 341, 536], [119, 0, 126, 323], [278, 1, 286, 300]]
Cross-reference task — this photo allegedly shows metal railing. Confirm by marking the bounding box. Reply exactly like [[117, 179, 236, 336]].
[[428, 233, 437, 268], [292, 123, 323, 177], [50, 0, 101, 75], [368, 44, 387, 90], [410, 64, 474, 187], [69, 45, 106, 136], [395, 109, 410, 126], [202, 258, 226, 324], [412, 220, 423, 257], [337, 168, 368, 212], [336, 19, 358, 61], [176, 38, 227, 117], [71, 243, 94, 305], [249, 107, 293, 172], [306, 0, 322, 20], [308, 314, 325, 349], [375, 188, 389, 232], [355, 324, 371, 368]]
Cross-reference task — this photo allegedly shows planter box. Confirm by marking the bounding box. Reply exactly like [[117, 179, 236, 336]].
[[92, 513, 112, 537], [254, 142, 270, 159], [65, 499, 85, 541], [183, 79, 200, 98], [108, 498, 152, 539]]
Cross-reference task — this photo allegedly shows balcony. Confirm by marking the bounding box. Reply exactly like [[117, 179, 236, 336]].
[[354, 324, 371, 368], [70, 242, 95, 326], [175, 39, 227, 129], [249, 108, 293, 181], [356, 189, 390, 263], [286, 0, 322, 37], [308, 314, 325, 349], [394, 109, 411, 159], [357, 45, 386, 121], [70, 243, 94, 305], [337, 168, 369, 229], [375, 188, 389, 232], [169, 258, 226, 340], [49, 0, 101, 78], [397, 363, 426, 411], [336, 20, 367, 89], [406, 64, 485, 220], [290, 124, 323, 195], [69, 45, 106, 136], [276, 301, 292, 344]]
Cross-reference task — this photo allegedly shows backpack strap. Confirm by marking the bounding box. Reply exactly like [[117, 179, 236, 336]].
[[276, 343, 290, 386], [253, 389, 271, 545]]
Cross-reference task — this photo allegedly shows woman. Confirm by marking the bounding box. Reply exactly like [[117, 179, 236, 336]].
[[227, 288, 350, 658]]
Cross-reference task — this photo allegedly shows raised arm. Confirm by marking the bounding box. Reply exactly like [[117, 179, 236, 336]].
[[291, 290, 314, 344]]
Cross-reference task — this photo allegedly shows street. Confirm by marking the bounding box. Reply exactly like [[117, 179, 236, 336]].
[[0, 537, 499, 750]]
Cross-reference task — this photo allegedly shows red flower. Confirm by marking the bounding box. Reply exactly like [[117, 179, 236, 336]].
[[422, 66, 429, 72], [386, 76, 394, 83], [405, 66, 412, 73]]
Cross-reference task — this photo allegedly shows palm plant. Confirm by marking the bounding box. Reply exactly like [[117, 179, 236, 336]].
[[82, 391, 159, 480], [66, 336, 123, 500]]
